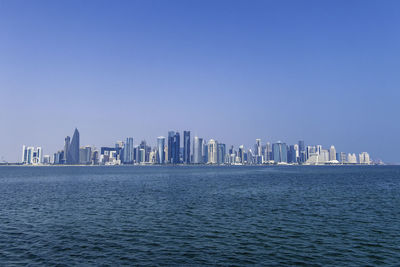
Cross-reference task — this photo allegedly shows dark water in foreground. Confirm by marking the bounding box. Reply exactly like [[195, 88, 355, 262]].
[[0, 166, 399, 266]]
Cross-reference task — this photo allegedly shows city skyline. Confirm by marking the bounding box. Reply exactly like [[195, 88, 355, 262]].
[[1, 1, 400, 163], [19, 128, 375, 166]]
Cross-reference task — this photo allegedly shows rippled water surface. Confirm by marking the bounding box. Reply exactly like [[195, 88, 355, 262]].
[[0, 166, 399, 265]]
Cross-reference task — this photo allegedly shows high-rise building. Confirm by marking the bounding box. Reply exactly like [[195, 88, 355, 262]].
[[43, 155, 51, 164], [53, 150, 64, 164], [202, 140, 208, 163], [359, 152, 371, 164], [66, 128, 80, 164], [157, 136, 165, 164], [63, 136, 70, 164], [183, 131, 190, 164], [207, 139, 218, 164], [123, 137, 134, 164], [288, 145, 297, 163], [347, 153, 357, 163], [339, 152, 347, 163], [255, 139, 262, 157], [173, 132, 180, 164], [264, 142, 272, 162], [272, 142, 287, 163], [329, 145, 337, 161], [319, 149, 329, 163], [168, 131, 175, 163], [79, 146, 92, 165], [238, 145, 245, 163], [193, 136, 203, 164], [21, 145, 42, 165], [217, 143, 226, 164], [298, 140, 306, 163]]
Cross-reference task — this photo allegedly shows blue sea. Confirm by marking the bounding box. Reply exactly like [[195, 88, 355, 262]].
[[0, 166, 399, 265]]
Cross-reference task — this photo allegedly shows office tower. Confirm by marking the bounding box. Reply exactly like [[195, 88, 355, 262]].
[[264, 142, 272, 162], [164, 144, 168, 163], [202, 140, 208, 163], [359, 152, 371, 164], [53, 150, 64, 164], [21, 146, 42, 165], [79, 146, 92, 165], [288, 145, 297, 163], [207, 139, 218, 164], [238, 145, 245, 163], [247, 149, 254, 164], [298, 140, 306, 163], [319, 149, 329, 163], [193, 136, 203, 164], [316, 145, 322, 155], [21, 145, 27, 164], [272, 142, 287, 163], [139, 149, 145, 163], [329, 145, 336, 161], [123, 137, 134, 164], [64, 136, 70, 164], [306, 146, 316, 159], [255, 139, 262, 157], [168, 131, 175, 163], [347, 153, 357, 163], [157, 136, 165, 164], [43, 155, 51, 164], [339, 152, 347, 163], [172, 132, 180, 164], [67, 128, 80, 164], [217, 143, 226, 164], [115, 141, 124, 162], [183, 131, 190, 164], [92, 150, 99, 165]]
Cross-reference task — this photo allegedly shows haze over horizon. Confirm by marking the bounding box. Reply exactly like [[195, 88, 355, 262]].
[[1, 0, 399, 163]]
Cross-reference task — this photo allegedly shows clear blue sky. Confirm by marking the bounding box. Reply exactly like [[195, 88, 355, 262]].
[[1, 0, 399, 163]]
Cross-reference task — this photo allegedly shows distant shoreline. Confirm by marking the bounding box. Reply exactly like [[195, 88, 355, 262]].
[[0, 163, 391, 167]]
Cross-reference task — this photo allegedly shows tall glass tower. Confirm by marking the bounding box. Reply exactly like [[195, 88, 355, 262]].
[[123, 137, 134, 164], [183, 131, 190, 164], [67, 128, 80, 164], [157, 137, 165, 164], [193, 136, 203, 164]]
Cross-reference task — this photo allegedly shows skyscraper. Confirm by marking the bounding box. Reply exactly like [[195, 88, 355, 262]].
[[217, 143, 226, 164], [168, 131, 175, 163], [173, 132, 180, 164], [157, 136, 165, 164], [21, 145, 42, 165], [264, 142, 272, 162], [272, 141, 287, 163], [183, 131, 190, 164], [255, 139, 262, 157], [63, 136, 70, 164], [193, 136, 203, 164], [329, 145, 337, 161], [298, 140, 306, 163], [123, 137, 134, 164], [207, 139, 218, 164], [67, 128, 80, 164]]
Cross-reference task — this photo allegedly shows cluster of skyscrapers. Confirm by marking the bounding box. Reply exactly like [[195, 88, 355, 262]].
[[21, 128, 373, 165]]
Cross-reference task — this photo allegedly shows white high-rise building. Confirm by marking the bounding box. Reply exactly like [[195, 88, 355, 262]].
[[347, 153, 357, 163], [207, 139, 218, 164], [359, 152, 371, 164], [329, 145, 337, 161], [319, 149, 330, 163], [294, 144, 299, 159], [21, 145, 42, 165], [255, 139, 262, 157]]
